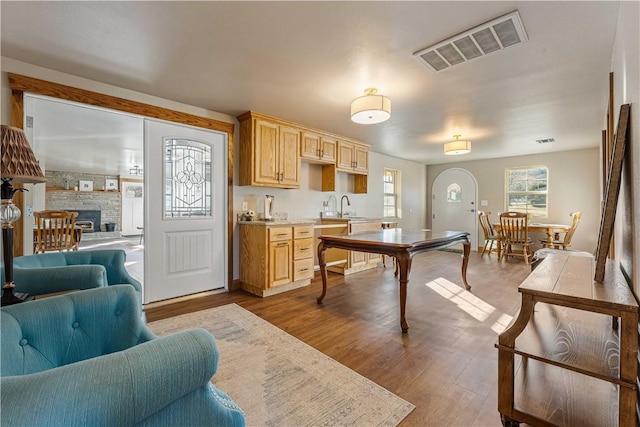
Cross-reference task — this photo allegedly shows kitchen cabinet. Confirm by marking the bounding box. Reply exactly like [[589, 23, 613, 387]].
[[336, 140, 368, 174], [497, 253, 638, 427], [238, 112, 301, 189], [239, 111, 369, 193], [300, 130, 336, 164], [239, 222, 314, 297], [321, 219, 382, 275]]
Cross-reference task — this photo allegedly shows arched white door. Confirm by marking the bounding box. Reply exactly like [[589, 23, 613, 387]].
[[432, 168, 478, 251]]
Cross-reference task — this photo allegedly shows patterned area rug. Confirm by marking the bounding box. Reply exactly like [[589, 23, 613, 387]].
[[148, 304, 415, 427]]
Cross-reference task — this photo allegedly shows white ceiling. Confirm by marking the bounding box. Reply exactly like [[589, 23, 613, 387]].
[[1, 1, 620, 173]]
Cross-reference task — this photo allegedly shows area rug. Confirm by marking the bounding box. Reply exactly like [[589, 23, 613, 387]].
[[148, 304, 415, 427]]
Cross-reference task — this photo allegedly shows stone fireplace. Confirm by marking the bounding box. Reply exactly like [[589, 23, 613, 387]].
[[69, 209, 101, 233]]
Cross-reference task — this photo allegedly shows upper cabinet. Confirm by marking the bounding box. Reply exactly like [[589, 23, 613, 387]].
[[238, 112, 301, 189], [337, 140, 368, 174], [300, 131, 337, 164], [238, 111, 369, 192]]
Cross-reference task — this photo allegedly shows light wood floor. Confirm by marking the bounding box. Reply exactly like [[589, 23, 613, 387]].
[[145, 251, 532, 427]]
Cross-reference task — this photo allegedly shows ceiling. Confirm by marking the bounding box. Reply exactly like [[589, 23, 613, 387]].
[[1, 1, 620, 174]]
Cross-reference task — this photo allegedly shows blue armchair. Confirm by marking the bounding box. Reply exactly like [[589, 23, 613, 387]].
[[1, 249, 141, 299], [0, 285, 245, 426]]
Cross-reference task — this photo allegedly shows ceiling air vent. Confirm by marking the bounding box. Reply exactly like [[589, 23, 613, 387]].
[[413, 10, 528, 73], [536, 138, 555, 144]]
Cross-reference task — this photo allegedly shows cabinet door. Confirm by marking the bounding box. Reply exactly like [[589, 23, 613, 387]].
[[320, 137, 337, 163], [366, 253, 382, 265], [350, 250, 367, 268], [254, 119, 279, 185], [270, 240, 292, 287], [336, 140, 354, 170], [279, 125, 301, 188], [300, 130, 321, 160], [354, 144, 369, 173]]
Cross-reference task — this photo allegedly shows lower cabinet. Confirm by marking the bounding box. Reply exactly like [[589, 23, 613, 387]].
[[240, 223, 314, 297], [326, 220, 383, 275]]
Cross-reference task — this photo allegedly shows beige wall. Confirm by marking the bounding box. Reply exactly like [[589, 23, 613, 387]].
[[426, 148, 601, 253], [1, 58, 428, 280], [611, 1, 639, 295]]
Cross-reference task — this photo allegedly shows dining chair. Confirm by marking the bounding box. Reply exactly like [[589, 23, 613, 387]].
[[478, 211, 499, 256], [499, 211, 532, 264], [34, 210, 79, 253], [540, 212, 582, 250]]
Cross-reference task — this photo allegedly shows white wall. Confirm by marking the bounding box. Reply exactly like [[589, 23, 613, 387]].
[[1, 58, 428, 281], [426, 148, 601, 253], [610, 1, 639, 295]]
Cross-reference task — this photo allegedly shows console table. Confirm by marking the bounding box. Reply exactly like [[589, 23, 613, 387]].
[[497, 252, 638, 426], [317, 229, 470, 333]]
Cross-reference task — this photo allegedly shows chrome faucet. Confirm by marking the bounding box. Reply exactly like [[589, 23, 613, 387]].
[[340, 195, 351, 217]]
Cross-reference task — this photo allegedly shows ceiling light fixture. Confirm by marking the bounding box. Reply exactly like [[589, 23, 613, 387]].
[[129, 165, 143, 176], [444, 135, 471, 155], [350, 88, 391, 124]]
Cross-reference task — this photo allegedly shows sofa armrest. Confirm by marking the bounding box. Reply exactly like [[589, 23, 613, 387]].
[[13, 265, 108, 295], [0, 329, 242, 426]]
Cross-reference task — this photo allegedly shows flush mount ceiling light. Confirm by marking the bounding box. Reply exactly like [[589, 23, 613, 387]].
[[444, 135, 471, 155], [350, 88, 391, 124]]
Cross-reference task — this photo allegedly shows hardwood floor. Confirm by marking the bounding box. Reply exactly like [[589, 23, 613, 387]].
[[145, 251, 531, 426]]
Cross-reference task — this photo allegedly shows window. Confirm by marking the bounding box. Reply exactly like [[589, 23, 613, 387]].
[[383, 168, 401, 218], [505, 165, 548, 217], [164, 138, 212, 218]]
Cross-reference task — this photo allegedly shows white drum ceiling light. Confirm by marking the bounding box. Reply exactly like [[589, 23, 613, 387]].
[[350, 88, 391, 124], [444, 135, 471, 155]]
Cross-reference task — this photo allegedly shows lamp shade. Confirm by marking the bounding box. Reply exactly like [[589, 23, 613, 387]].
[[1, 125, 46, 183], [350, 88, 391, 124], [444, 135, 471, 155]]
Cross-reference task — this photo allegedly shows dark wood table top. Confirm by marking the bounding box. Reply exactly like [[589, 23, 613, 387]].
[[318, 229, 469, 254]]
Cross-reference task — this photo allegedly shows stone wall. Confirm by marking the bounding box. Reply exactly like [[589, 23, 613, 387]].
[[45, 170, 121, 232]]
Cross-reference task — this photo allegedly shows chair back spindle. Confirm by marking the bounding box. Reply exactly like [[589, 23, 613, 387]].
[[34, 210, 79, 253]]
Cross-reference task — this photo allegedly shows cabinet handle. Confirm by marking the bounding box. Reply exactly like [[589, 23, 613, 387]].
[[300, 247, 310, 251], [299, 268, 309, 272], [275, 233, 288, 237], [275, 242, 288, 247], [317, 148, 321, 157]]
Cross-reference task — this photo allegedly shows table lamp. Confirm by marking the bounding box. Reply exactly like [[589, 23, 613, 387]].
[[1, 124, 47, 306]]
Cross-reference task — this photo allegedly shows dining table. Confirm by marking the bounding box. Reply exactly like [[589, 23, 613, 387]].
[[492, 222, 570, 257], [316, 228, 471, 333]]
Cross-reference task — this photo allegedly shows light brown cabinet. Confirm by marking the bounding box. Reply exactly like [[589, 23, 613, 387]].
[[300, 130, 336, 164], [238, 112, 301, 189], [336, 140, 368, 174], [240, 223, 314, 297], [239, 111, 370, 193], [324, 219, 382, 275]]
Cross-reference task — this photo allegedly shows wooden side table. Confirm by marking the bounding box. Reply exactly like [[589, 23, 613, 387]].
[[497, 253, 638, 426]]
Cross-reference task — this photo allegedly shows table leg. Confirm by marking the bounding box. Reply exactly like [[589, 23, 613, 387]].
[[396, 253, 412, 333], [461, 239, 471, 291], [316, 240, 328, 304]]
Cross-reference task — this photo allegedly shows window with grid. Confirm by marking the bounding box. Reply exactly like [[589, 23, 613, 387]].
[[505, 165, 548, 217], [383, 168, 401, 218]]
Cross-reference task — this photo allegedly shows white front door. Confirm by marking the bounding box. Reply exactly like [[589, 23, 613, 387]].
[[144, 119, 227, 304], [432, 168, 478, 251]]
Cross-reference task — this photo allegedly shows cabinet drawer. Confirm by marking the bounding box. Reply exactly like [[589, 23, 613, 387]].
[[293, 258, 314, 281], [293, 225, 314, 239], [294, 237, 313, 260], [269, 227, 293, 242]]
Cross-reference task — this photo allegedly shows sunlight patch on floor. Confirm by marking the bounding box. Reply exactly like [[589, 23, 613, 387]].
[[491, 313, 514, 334], [425, 277, 496, 321]]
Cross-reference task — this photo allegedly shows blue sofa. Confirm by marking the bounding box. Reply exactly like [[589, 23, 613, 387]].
[[1, 249, 142, 299], [0, 285, 245, 426]]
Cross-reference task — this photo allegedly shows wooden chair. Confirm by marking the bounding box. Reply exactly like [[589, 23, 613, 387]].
[[540, 212, 582, 250], [478, 211, 500, 256], [34, 210, 79, 254], [499, 211, 532, 264]]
